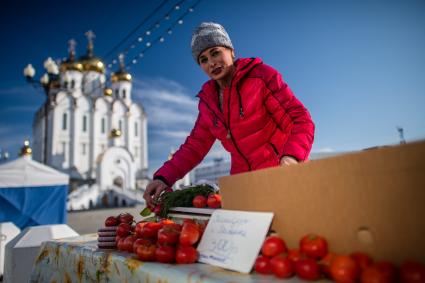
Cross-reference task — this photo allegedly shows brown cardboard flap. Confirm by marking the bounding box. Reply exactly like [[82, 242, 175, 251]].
[[219, 141, 425, 263]]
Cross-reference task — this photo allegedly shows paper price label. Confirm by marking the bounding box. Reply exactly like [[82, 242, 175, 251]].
[[197, 209, 274, 273]]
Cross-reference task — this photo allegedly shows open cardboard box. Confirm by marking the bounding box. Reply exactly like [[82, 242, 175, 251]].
[[219, 141, 425, 264]]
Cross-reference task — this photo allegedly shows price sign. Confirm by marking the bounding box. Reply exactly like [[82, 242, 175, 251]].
[[197, 209, 274, 273]]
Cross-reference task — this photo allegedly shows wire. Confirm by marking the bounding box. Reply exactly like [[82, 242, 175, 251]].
[[103, 0, 170, 60]]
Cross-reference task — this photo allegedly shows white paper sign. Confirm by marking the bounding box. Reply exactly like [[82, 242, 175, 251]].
[[197, 209, 274, 273]]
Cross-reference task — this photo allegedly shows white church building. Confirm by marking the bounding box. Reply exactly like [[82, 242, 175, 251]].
[[31, 32, 148, 210]]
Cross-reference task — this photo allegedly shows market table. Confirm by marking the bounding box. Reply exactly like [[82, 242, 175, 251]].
[[29, 234, 326, 283]]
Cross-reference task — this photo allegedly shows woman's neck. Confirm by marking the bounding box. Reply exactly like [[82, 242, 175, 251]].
[[216, 65, 235, 90]]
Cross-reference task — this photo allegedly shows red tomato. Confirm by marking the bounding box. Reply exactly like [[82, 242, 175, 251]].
[[179, 223, 200, 246], [159, 218, 175, 225], [319, 252, 337, 278], [140, 222, 163, 238], [134, 221, 148, 238], [300, 233, 328, 259], [156, 245, 176, 263], [400, 261, 425, 283], [158, 226, 180, 245], [254, 256, 272, 275], [361, 264, 397, 283], [295, 258, 321, 281], [117, 237, 126, 251], [207, 194, 222, 208], [270, 254, 294, 278], [105, 216, 119, 227], [176, 246, 199, 264], [287, 249, 303, 264], [122, 235, 137, 253], [133, 238, 154, 253], [330, 255, 359, 283], [261, 236, 287, 257], [350, 252, 374, 271], [192, 195, 207, 208], [136, 243, 157, 261], [116, 222, 131, 237], [118, 212, 134, 224]]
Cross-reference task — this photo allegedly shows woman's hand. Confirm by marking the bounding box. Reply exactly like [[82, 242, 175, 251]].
[[280, 155, 298, 166], [143, 179, 169, 208]]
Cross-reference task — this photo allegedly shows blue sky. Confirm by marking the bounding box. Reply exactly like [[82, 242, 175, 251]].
[[0, 0, 424, 176]]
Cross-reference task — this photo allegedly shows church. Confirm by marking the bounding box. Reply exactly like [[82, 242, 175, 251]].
[[31, 32, 148, 210]]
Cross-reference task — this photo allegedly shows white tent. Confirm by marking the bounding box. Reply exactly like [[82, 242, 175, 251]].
[[0, 156, 69, 229], [3, 224, 79, 283], [0, 222, 20, 278]]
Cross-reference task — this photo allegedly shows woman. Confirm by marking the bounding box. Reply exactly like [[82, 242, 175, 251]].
[[144, 22, 314, 207]]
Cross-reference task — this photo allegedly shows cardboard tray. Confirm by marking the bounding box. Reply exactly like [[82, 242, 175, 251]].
[[219, 141, 425, 264]]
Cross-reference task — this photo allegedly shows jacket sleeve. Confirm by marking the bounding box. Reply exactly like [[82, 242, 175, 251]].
[[153, 103, 216, 186], [262, 65, 315, 161]]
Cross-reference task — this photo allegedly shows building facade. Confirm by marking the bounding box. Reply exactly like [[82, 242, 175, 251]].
[[32, 34, 148, 210]]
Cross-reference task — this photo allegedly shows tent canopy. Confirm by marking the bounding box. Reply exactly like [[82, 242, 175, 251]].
[[0, 156, 69, 229]]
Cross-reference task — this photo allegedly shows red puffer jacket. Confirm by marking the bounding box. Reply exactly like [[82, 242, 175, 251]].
[[154, 57, 314, 186]]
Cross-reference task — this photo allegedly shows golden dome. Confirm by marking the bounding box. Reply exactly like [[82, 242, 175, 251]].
[[60, 59, 83, 72], [110, 128, 122, 138], [19, 140, 32, 156], [111, 70, 132, 83], [79, 55, 105, 73], [104, 88, 113, 96]]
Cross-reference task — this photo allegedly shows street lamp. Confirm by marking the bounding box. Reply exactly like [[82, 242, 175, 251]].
[[23, 58, 60, 164]]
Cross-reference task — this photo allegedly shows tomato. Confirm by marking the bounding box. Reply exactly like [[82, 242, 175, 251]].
[[350, 252, 373, 271], [122, 235, 137, 252], [300, 233, 328, 259], [133, 238, 154, 253], [207, 194, 222, 208], [295, 258, 321, 280], [287, 249, 303, 264], [270, 254, 294, 278], [192, 195, 207, 208], [158, 226, 180, 245], [159, 219, 175, 225], [330, 255, 359, 283], [134, 221, 148, 238], [400, 261, 425, 283], [116, 222, 131, 237], [261, 236, 287, 257], [319, 252, 337, 278], [361, 264, 397, 283], [118, 213, 134, 224], [176, 246, 199, 264], [254, 255, 272, 274], [105, 216, 119, 227], [156, 245, 176, 263], [140, 222, 163, 238], [117, 237, 126, 251], [179, 222, 200, 246], [136, 243, 157, 261]]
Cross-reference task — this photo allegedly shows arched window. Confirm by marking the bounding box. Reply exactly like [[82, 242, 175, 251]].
[[64, 81, 68, 89], [101, 117, 106, 134], [122, 89, 126, 99], [62, 113, 67, 130], [134, 122, 138, 137], [119, 120, 123, 131], [71, 80, 75, 89], [115, 89, 119, 97], [82, 115, 87, 132]]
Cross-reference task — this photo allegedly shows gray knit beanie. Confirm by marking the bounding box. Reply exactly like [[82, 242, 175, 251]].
[[191, 22, 234, 63]]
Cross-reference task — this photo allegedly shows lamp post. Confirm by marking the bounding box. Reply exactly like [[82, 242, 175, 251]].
[[23, 59, 60, 164]]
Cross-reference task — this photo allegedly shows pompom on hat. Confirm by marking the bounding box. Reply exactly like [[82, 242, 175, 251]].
[[191, 22, 233, 63]]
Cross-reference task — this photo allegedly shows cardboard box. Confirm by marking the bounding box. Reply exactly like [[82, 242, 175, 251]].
[[219, 141, 425, 264]]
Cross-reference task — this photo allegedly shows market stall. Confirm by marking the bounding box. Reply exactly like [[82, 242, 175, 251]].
[[0, 155, 69, 229]]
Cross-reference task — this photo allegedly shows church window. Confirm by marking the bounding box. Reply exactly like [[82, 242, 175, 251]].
[[62, 113, 67, 130], [135, 122, 138, 137], [101, 118, 105, 134], [71, 80, 75, 89], [119, 120, 123, 131], [123, 89, 126, 99], [83, 115, 87, 132], [115, 89, 119, 97], [64, 81, 68, 89]]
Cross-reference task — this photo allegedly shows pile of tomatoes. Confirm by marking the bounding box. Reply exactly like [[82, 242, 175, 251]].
[[255, 234, 425, 282], [192, 193, 222, 209], [106, 213, 206, 264]]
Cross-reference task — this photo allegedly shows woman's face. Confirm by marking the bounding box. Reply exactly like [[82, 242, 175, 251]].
[[198, 46, 235, 83]]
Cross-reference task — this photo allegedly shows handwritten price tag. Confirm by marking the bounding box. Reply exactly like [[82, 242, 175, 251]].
[[197, 209, 274, 273]]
